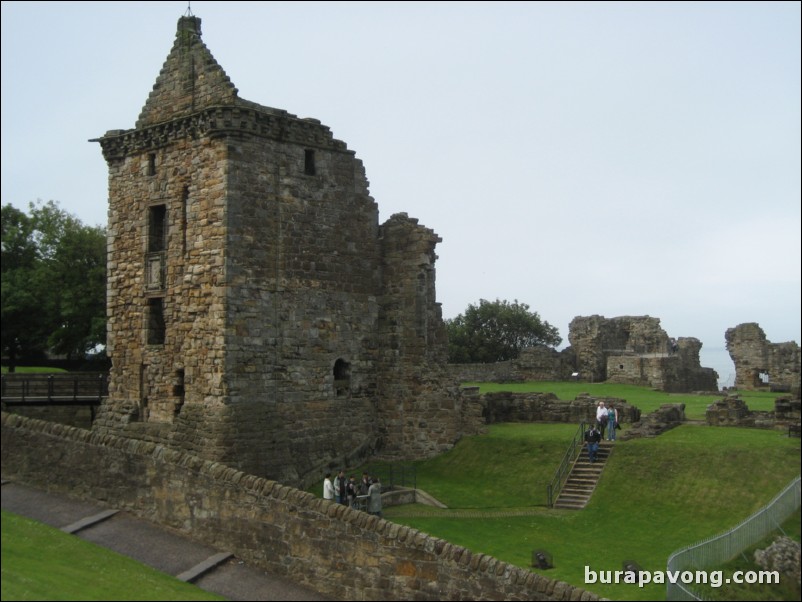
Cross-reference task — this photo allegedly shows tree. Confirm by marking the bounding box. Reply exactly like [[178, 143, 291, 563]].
[[1, 201, 106, 370], [446, 299, 561, 363]]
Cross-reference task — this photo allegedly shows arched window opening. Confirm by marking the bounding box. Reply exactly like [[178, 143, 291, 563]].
[[333, 359, 351, 397]]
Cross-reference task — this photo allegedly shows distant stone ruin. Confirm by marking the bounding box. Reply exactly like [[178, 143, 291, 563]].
[[725, 323, 801, 394], [448, 315, 719, 393], [568, 315, 718, 392]]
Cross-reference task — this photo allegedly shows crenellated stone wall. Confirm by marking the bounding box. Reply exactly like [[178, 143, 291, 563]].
[[725, 323, 801, 393], [1, 412, 599, 602]]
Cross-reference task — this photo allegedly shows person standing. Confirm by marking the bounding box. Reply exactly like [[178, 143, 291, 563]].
[[584, 423, 601, 463], [359, 472, 370, 496], [335, 470, 347, 504], [606, 404, 619, 441], [596, 401, 608, 439], [346, 475, 358, 507], [368, 476, 383, 518], [323, 473, 335, 501]]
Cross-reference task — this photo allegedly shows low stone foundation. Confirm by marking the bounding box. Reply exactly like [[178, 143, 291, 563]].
[[705, 397, 801, 431], [620, 404, 686, 440], [478, 391, 641, 426]]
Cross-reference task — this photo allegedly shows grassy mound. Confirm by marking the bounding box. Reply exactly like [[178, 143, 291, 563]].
[[385, 423, 800, 601]]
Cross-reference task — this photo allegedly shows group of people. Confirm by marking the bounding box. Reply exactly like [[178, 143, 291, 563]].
[[584, 401, 619, 462], [323, 470, 383, 517]]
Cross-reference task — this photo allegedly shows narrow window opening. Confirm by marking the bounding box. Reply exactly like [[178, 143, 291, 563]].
[[147, 298, 166, 345], [181, 186, 189, 255], [304, 149, 316, 176], [139, 364, 150, 422], [146, 204, 167, 291], [148, 205, 167, 253], [333, 359, 351, 397], [173, 369, 185, 415], [147, 153, 156, 176]]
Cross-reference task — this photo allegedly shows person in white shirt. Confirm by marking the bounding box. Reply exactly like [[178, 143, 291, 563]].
[[596, 401, 608, 439], [323, 473, 335, 500]]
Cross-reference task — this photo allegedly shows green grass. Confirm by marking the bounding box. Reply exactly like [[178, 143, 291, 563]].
[[465, 381, 781, 420], [384, 423, 801, 601], [1, 366, 69, 374], [410, 423, 577, 507], [0, 511, 224, 601]]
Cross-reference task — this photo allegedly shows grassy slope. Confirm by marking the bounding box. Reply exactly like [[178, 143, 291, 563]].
[[0, 511, 224, 601], [386, 424, 801, 601]]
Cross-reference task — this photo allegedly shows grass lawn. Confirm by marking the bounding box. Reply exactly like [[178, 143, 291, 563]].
[[1, 366, 69, 374], [384, 423, 801, 601], [0, 511, 224, 601]]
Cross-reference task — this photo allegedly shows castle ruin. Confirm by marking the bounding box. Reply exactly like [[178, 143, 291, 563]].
[[567, 315, 718, 392], [92, 16, 471, 487], [726, 323, 801, 393]]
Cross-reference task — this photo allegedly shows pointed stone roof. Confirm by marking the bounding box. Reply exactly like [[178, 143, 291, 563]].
[[136, 16, 239, 128]]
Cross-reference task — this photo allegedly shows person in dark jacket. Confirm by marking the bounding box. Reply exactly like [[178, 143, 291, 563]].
[[585, 424, 601, 462]]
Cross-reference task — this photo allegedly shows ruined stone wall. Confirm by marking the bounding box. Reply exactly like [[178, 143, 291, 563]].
[[477, 392, 640, 426], [216, 120, 383, 485], [606, 338, 717, 392], [375, 214, 469, 460], [447, 346, 573, 383], [569, 315, 671, 382], [706, 396, 801, 430], [2, 413, 598, 601], [569, 315, 717, 391], [726, 323, 801, 392]]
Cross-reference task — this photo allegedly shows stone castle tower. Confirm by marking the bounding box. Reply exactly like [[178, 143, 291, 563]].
[[93, 16, 469, 486]]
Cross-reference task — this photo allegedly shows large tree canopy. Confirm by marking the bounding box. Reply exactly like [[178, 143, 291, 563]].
[[1, 201, 106, 370], [446, 299, 561, 364]]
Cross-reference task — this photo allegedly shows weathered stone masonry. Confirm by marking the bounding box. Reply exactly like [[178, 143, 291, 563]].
[[726, 323, 801, 394], [2, 413, 600, 602], [92, 16, 474, 488]]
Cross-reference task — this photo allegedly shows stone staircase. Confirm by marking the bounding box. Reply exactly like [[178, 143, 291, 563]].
[[553, 441, 614, 510]]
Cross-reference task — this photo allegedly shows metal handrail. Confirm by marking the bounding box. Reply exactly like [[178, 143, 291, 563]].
[[362, 463, 416, 491], [1, 374, 108, 404], [546, 421, 586, 507]]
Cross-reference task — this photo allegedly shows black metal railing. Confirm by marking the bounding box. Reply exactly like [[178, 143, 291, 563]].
[[1, 373, 108, 405], [546, 421, 586, 508], [361, 463, 416, 491]]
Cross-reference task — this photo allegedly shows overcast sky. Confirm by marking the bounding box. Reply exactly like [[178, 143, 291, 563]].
[[2, 1, 800, 383]]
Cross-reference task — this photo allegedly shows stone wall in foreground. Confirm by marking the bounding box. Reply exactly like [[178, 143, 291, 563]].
[[1, 412, 599, 601]]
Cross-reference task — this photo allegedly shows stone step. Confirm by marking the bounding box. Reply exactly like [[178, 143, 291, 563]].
[[559, 491, 593, 500], [554, 500, 586, 510], [553, 438, 615, 510], [562, 483, 596, 492]]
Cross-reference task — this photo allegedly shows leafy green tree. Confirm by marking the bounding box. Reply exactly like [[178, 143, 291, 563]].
[[446, 299, 561, 363], [1, 201, 106, 370]]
